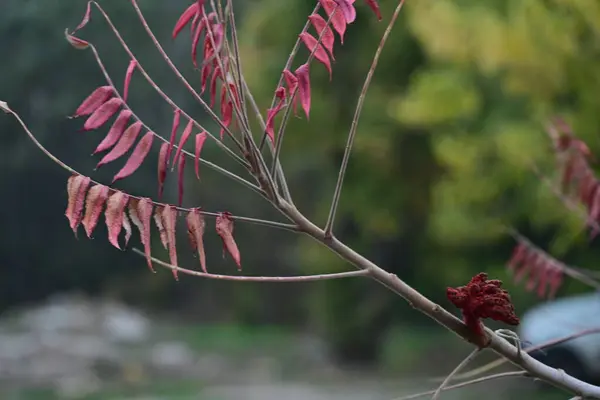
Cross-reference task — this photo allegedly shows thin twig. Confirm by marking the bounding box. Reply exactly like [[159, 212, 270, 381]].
[[132, 248, 369, 281], [431, 349, 480, 400], [323, 0, 406, 238], [393, 371, 527, 400]]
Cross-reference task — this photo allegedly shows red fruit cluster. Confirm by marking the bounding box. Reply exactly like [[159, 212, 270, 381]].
[[447, 273, 519, 345]]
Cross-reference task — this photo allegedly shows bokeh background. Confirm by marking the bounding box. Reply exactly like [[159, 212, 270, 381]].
[[2, 0, 600, 398]]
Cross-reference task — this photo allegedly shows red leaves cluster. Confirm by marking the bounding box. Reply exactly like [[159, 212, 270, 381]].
[[549, 118, 600, 237], [172, 2, 238, 140], [506, 239, 564, 300], [65, 174, 241, 279], [447, 273, 519, 346]]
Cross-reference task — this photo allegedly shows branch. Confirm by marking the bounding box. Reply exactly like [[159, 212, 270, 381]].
[[323, 0, 406, 238], [132, 248, 369, 282], [431, 349, 480, 400]]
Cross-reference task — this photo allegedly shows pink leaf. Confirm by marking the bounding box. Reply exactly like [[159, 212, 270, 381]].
[[364, 0, 382, 20], [73, 86, 113, 117], [173, 119, 193, 169], [167, 109, 181, 164], [129, 198, 155, 272], [162, 205, 179, 280], [210, 65, 222, 107], [194, 131, 207, 179], [308, 14, 336, 58], [186, 208, 207, 273], [82, 184, 109, 238], [295, 63, 311, 119], [123, 60, 137, 102], [73, 2, 92, 33], [319, 0, 348, 43], [158, 142, 169, 199], [333, 0, 357, 23], [83, 97, 122, 131], [283, 70, 299, 115], [172, 2, 199, 39], [105, 191, 129, 250], [215, 212, 241, 269], [178, 154, 186, 207], [96, 121, 143, 168], [200, 64, 211, 94], [65, 175, 91, 236], [265, 87, 287, 143], [299, 33, 332, 79], [112, 131, 154, 183], [220, 101, 233, 140], [93, 110, 132, 154]]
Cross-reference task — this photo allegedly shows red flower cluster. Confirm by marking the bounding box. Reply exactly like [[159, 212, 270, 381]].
[[447, 273, 519, 345]]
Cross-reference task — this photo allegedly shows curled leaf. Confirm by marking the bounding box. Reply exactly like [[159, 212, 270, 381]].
[[295, 63, 311, 119], [283, 70, 299, 115], [72, 2, 92, 33], [153, 206, 168, 250], [158, 142, 169, 199], [105, 191, 129, 250], [265, 87, 287, 143], [112, 131, 154, 183], [94, 110, 132, 154], [97, 121, 143, 168], [123, 60, 137, 102], [178, 154, 186, 207], [173, 119, 193, 169], [82, 184, 110, 238], [122, 210, 132, 247], [167, 109, 181, 163], [73, 86, 114, 118], [194, 131, 207, 179], [186, 208, 207, 273], [299, 33, 332, 79], [65, 175, 91, 236], [83, 97, 123, 131], [129, 198, 154, 272], [173, 2, 200, 39], [162, 205, 179, 280], [65, 30, 89, 50], [215, 212, 241, 269], [364, 0, 382, 20]]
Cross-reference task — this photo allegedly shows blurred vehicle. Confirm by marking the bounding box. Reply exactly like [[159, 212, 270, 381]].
[[518, 292, 600, 385]]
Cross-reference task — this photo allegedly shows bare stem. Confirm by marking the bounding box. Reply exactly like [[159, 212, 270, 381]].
[[323, 0, 406, 237], [431, 348, 480, 400], [132, 248, 369, 282]]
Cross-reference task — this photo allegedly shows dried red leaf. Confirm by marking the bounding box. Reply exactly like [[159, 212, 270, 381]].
[[123, 60, 137, 102], [173, 2, 200, 39], [128, 197, 154, 272], [112, 131, 154, 183], [93, 110, 132, 154], [73, 86, 114, 118], [162, 205, 179, 280], [82, 184, 110, 238], [265, 87, 287, 144], [319, 0, 348, 43], [122, 210, 132, 247], [186, 208, 207, 273], [105, 191, 129, 250], [215, 212, 241, 269], [158, 142, 169, 199], [363, 0, 382, 20], [194, 131, 207, 179], [173, 119, 193, 169], [295, 63, 311, 119], [178, 155, 186, 207], [65, 175, 91, 236], [97, 121, 143, 168], [153, 206, 168, 250], [299, 33, 332, 79], [308, 14, 336, 58], [83, 97, 122, 131]]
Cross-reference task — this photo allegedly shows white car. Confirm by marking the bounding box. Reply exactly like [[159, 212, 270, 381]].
[[518, 292, 600, 384]]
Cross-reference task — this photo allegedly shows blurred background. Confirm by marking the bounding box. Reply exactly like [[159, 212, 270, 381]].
[[2, 0, 600, 398]]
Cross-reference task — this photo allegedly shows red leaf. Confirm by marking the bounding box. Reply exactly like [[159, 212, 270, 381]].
[[299, 33, 332, 79], [363, 0, 382, 20], [265, 87, 287, 143], [96, 121, 143, 168], [192, 15, 205, 68], [333, 0, 357, 23], [215, 212, 241, 269], [65, 32, 89, 50], [308, 14, 336, 58], [172, 2, 199, 39], [178, 154, 186, 207], [210, 65, 222, 107], [105, 191, 129, 250], [154, 206, 168, 250], [167, 109, 181, 164], [319, 0, 348, 43], [158, 142, 169, 199], [82, 184, 109, 238], [93, 110, 132, 154], [200, 64, 211, 94], [283, 70, 299, 115], [162, 205, 179, 280], [129, 197, 154, 272], [122, 210, 132, 247], [186, 208, 207, 273], [65, 175, 91, 236], [83, 97, 122, 131], [123, 60, 137, 102], [73, 86, 113, 117], [73, 2, 92, 33], [173, 119, 193, 169], [507, 242, 528, 271], [112, 131, 154, 183], [194, 131, 207, 179], [295, 63, 311, 119], [220, 101, 233, 140]]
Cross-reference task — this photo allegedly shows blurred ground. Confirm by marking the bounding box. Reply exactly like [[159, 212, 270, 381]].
[[0, 295, 565, 400]]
